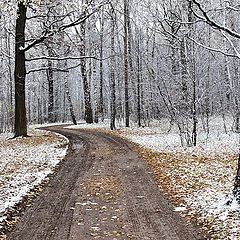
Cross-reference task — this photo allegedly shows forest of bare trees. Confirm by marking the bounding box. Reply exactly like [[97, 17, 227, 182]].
[[0, 0, 239, 145]]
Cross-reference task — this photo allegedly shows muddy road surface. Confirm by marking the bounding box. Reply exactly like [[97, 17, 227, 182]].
[[7, 126, 206, 240]]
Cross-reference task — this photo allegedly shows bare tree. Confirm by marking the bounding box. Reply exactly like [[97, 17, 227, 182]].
[[10, 0, 107, 136], [124, 0, 130, 127], [110, 5, 117, 130]]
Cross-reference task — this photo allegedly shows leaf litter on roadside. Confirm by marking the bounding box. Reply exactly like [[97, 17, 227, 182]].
[[0, 128, 68, 234], [65, 122, 240, 239], [133, 145, 239, 239]]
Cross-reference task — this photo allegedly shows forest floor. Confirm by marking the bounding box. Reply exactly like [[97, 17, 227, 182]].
[[1, 125, 206, 240], [0, 128, 68, 238], [0, 118, 239, 239]]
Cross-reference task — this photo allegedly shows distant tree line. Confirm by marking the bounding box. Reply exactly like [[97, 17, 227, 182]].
[[0, 0, 239, 146]]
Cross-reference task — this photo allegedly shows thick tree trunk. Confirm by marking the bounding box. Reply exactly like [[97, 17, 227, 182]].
[[80, 16, 93, 124], [14, 2, 27, 137], [81, 63, 93, 124]]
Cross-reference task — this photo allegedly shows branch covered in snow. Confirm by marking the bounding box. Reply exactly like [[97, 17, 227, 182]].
[[188, 37, 240, 59], [26, 55, 111, 61], [190, 0, 240, 39], [21, 1, 109, 52]]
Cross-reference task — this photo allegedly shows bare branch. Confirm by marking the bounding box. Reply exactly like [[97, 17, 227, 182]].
[[26, 62, 82, 75], [26, 55, 110, 61], [190, 0, 240, 39], [27, 68, 69, 74], [21, 1, 109, 52], [188, 36, 240, 59]]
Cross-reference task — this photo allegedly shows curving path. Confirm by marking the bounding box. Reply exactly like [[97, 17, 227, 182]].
[[8, 126, 206, 240]]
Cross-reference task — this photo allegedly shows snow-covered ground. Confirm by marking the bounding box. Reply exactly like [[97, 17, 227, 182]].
[[66, 117, 240, 239], [67, 117, 240, 156], [0, 127, 68, 233], [0, 117, 239, 239]]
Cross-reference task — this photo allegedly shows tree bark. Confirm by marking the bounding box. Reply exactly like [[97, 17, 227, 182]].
[[233, 153, 240, 201], [124, 0, 130, 127], [79, 14, 93, 124], [137, 32, 142, 128], [110, 8, 116, 130], [188, 1, 197, 146], [99, 8, 104, 121], [14, 2, 27, 137], [47, 50, 55, 123], [65, 80, 77, 125]]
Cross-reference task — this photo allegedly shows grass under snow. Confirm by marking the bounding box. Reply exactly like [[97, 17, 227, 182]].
[[0, 117, 239, 239]]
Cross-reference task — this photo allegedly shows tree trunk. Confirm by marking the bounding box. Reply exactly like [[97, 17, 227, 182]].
[[92, 49, 99, 123], [137, 32, 142, 128], [124, 0, 130, 127], [47, 53, 55, 123], [99, 8, 104, 121], [110, 8, 116, 130], [188, 2, 197, 146], [14, 2, 27, 137], [233, 153, 240, 201], [65, 80, 77, 125], [192, 78, 197, 146], [80, 15, 93, 124], [6, 26, 14, 131]]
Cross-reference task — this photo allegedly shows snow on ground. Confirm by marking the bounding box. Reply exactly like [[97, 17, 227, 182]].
[[67, 117, 240, 156], [66, 117, 240, 239], [121, 128, 239, 155], [66, 120, 111, 130], [142, 151, 238, 239], [0, 128, 68, 232]]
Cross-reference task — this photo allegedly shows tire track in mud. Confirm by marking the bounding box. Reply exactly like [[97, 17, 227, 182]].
[[8, 129, 94, 240]]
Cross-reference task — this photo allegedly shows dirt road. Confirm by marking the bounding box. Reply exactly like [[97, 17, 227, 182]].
[[8, 126, 206, 240]]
